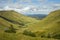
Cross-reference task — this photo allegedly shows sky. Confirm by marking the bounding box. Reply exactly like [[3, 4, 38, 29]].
[[0, 0, 60, 14]]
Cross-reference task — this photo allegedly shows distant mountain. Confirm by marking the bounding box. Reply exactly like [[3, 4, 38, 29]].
[[25, 14, 47, 19]]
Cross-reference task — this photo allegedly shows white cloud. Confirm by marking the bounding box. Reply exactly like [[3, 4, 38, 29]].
[[52, 4, 60, 8], [49, 3, 60, 11], [0, 0, 60, 14], [3, 6, 13, 10], [19, 0, 32, 3], [38, 0, 47, 2], [22, 7, 31, 11], [0, 5, 52, 14], [1, 6, 32, 13], [53, 4, 60, 6]]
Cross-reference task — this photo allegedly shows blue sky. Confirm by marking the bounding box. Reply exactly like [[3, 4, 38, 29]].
[[0, 0, 60, 14]]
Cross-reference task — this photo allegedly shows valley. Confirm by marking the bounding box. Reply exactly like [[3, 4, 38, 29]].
[[0, 10, 60, 40]]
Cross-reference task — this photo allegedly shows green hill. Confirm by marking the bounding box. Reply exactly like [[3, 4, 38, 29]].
[[29, 10, 60, 39], [0, 10, 38, 28], [0, 10, 39, 40], [0, 10, 60, 40], [40, 10, 60, 39]]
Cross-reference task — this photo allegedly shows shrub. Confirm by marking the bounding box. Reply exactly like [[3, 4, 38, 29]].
[[5, 25, 16, 33], [23, 30, 36, 37], [52, 34, 60, 39]]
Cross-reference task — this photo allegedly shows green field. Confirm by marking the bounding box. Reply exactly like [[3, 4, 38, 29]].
[[0, 10, 60, 40]]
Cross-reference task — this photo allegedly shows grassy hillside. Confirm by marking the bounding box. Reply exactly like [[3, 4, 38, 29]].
[[0, 10, 43, 40], [28, 10, 60, 39], [0, 10, 60, 40], [0, 10, 38, 23], [0, 10, 38, 27]]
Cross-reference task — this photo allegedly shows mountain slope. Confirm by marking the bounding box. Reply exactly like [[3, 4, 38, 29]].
[[0, 10, 38, 23], [0, 10, 40, 40], [0, 10, 38, 27], [0, 10, 60, 40], [29, 10, 60, 29], [21, 10, 60, 39], [39, 10, 60, 29], [29, 10, 60, 39]]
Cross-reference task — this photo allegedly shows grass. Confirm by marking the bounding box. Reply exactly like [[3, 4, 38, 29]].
[[0, 10, 60, 40]]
